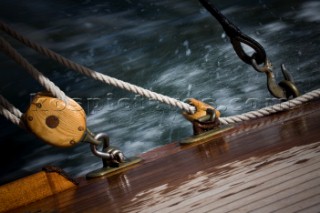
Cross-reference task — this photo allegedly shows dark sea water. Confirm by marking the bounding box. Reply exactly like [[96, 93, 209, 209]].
[[0, 0, 319, 184]]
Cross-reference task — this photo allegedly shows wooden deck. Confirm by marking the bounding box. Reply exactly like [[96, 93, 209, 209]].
[[7, 99, 320, 213]]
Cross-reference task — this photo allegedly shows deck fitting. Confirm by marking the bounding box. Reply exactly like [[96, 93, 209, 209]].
[[180, 126, 233, 145], [86, 157, 142, 179]]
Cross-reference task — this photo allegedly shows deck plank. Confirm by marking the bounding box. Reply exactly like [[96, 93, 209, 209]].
[[274, 194, 320, 213], [7, 99, 320, 213], [147, 143, 320, 213], [297, 202, 320, 213], [251, 185, 320, 213]]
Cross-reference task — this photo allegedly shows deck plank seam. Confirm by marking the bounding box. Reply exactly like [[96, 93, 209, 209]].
[[136, 144, 320, 213], [196, 158, 320, 212]]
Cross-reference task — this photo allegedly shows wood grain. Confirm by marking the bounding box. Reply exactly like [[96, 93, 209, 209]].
[[0, 171, 77, 213], [25, 93, 86, 147], [7, 99, 320, 213]]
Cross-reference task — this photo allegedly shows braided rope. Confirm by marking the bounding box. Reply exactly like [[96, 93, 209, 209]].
[[0, 107, 22, 127], [0, 94, 22, 118], [0, 95, 25, 128], [1, 21, 320, 129], [0, 37, 68, 102], [0, 21, 196, 114], [219, 89, 320, 125]]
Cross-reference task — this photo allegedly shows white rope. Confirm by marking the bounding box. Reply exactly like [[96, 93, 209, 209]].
[[0, 95, 25, 128], [0, 21, 196, 114], [219, 89, 320, 125], [1, 21, 320, 128], [0, 37, 68, 102]]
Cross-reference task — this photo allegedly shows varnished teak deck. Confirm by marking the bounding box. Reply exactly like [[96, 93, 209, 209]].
[[9, 100, 320, 212]]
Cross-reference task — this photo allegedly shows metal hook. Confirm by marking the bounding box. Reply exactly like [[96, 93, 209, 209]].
[[251, 59, 300, 99], [278, 64, 301, 99]]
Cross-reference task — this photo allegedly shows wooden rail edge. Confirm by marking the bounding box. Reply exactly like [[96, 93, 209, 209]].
[[0, 166, 78, 213]]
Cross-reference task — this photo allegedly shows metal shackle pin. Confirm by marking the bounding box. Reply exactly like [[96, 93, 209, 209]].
[[89, 133, 125, 164]]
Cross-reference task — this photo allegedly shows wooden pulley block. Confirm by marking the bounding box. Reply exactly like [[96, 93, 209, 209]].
[[25, 93, 86, 148], [182, 98, 220, 122]]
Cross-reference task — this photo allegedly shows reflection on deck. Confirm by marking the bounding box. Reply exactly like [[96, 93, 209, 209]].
[[125, 142, 320, 212], [9, 99, 320, 213]]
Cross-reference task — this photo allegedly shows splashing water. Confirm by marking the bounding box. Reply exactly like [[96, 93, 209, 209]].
[[0, 0, 319, 184]]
